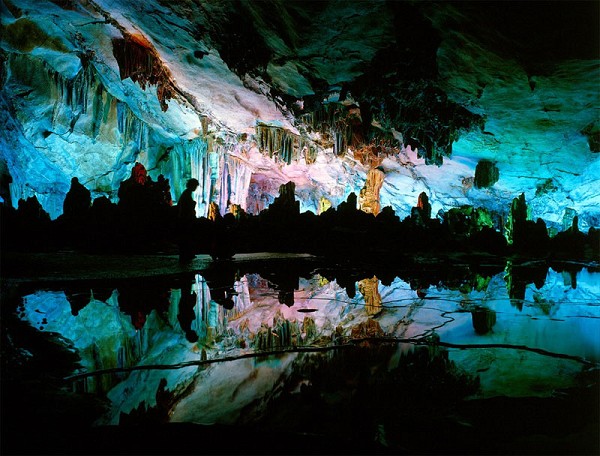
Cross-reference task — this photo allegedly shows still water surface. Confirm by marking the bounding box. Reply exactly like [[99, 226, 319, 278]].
[[4, 254, 600, 453]]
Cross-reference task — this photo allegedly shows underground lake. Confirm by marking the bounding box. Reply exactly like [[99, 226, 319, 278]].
[[1, 253, 598, 454]]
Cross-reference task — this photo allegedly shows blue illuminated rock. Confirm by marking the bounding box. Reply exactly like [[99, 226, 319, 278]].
[[0, 0, 597, 232]]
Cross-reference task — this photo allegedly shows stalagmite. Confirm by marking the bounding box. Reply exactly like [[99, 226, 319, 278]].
[[506, 192, 529, 244], [318, 196, 332, 215], [358, 167, 385, 215]]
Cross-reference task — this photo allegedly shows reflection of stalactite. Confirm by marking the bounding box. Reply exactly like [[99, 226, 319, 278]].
[[78, 328, 141, 394], [350, 318, 384, 338], [227, 277, 251, 319], [191, 274, 229, 344], [471, 307, 497, 334], [302, 315, 317, 342], [358, 168, 385, 215], [254, 311, 303, 351], [358, 276, 382, 315]]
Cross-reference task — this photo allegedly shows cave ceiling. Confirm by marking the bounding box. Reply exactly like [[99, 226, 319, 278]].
[[0, 0, 598, 228]]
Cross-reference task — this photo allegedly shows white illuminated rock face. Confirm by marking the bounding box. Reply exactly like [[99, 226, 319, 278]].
[[1, 0, 598, 228]]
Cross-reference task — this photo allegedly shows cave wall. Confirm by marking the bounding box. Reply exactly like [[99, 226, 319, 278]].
[[1, 0, 598, 229]]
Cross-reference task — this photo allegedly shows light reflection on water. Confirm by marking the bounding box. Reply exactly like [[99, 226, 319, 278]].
[[15, 259, 600, 428]]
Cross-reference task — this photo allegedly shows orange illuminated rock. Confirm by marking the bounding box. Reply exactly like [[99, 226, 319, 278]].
[[359, 168, 385, 215], [358, 276, 382, 316], [350, 318, 384, 339], [112, 32, 179, 111]]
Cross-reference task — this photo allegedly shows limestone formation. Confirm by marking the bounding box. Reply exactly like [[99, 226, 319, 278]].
[[358, 168, 385, 215], [505, 193, 528, 245], [474, 160, 499, 188], [358, 276, 382, 316], [265, 181, 300, 218], [410, 191, 432, 226], [350, 318, 384, 339], [256, 123, 300, 164], [112, 32, 179, 111]]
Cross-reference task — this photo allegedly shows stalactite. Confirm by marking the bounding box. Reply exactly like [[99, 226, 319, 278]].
[[256, 123, 301, 164], [169, 137, 210, 216], [10, 52, 116, 137], [305, 145, 318, 164], [116, 101, 148, 153], [47, 55, 97, 115], [225, 155, 253, 213], [189, 138, 209, 217], [218, 155, 230, 216], [112, 32, 179, 111], [302, 103, 359, 156]]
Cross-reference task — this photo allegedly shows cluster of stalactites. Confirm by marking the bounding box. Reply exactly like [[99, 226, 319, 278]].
[[116, 101, 148, 153], [255, 123, 315, 164], [302, 103, 361, 157], [112, 32, 178, 111], [171, 135, 255, 219], [52, 54, 97, 116], [13, 51, 109, 136], [302, 102, 402, 166], [19, 49, 150, 154]]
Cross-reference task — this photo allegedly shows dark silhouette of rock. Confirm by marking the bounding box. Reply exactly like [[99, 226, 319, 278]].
[[65, 287, 92, 316], [63, 177, 91, 218], [177, 178, 199, 262], [264, 181, 300, 219], [177, 278, 199, 343], [17, 195, 50, 223], [471, 307, 497, 334], [474, 159, 499, 188], [507, 192, 528, 248], [117, 281, 170, 330], [411, 192, 431, 227], [88, 196, 118, 251]]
